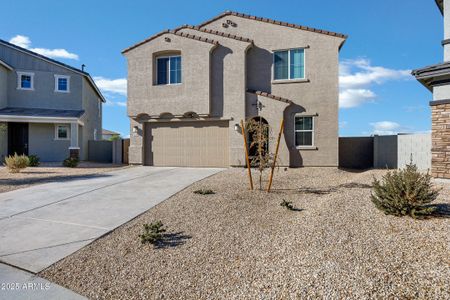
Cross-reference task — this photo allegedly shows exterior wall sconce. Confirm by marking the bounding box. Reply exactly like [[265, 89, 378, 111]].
[[234, 123, 241, 132], [133, 126, 138, 134]]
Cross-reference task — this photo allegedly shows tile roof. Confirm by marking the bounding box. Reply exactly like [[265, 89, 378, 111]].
[[122, 30, 219, 54], [0, 107, 85, 118], [174, 25, 254, 43], [198, 11, 348, 40], [102, 129, 120, 135], [246, 89, 293, 104]]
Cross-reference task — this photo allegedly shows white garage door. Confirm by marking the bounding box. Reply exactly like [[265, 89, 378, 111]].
[[144, 121, 229, 167]]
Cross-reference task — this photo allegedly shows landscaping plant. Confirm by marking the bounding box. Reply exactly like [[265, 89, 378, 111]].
[[371, 162, 440, 219], [4, 153, 29, 173], [193, 189, 215, 195], [246, 118, 276, 190], [27, 155, 40, 167], [139, 221, 166, 244], [63, 157, 79, 168], [280, 199, 295, 210]]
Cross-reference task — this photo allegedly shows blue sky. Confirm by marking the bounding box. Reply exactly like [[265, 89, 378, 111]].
[[1, 0, 443, 137]]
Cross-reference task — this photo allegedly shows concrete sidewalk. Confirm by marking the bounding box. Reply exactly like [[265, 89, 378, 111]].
[[0, 166, 223, 273]]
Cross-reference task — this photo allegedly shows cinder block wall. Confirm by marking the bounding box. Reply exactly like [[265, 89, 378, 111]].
[[431, 103, 450, 178]]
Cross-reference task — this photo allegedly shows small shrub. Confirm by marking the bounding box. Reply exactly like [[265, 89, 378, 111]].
[[140, 221, 166, 244], [193, 189, 215, 195], [371, 162, 440, 219], [63, 157, 79, 168], [27, 155, 40, 167], [280, 199, 295, 210], [4, 153, 29, 173]]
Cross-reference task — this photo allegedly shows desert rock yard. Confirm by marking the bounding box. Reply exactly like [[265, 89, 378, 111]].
[[41, 168, 450, 299], [0, 163, 128, 194]]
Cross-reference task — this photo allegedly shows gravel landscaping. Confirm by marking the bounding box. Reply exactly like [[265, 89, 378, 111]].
[[0, 162, 129, 194], [41, 168, 450, 299]]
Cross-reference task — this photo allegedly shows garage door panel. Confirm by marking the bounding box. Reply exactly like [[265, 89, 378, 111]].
[[144, 121, 229, 167]]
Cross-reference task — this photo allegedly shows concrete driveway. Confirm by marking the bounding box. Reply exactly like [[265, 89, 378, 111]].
[[0, 166, 223, 273]]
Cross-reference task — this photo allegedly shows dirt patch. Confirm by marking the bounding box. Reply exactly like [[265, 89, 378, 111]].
[[0, 162, 130, 193], [41, 168, 450, 299]]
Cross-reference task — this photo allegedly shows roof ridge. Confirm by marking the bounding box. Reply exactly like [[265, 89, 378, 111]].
[[175, 25, 254, 43], [122, 29, 219, 54], [198, 11, 348, 39], [0, 38, 106, 102], [0, 38, 88, 75], [246, 89, 293, 104]]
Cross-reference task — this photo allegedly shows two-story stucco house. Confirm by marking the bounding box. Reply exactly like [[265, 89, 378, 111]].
[[123, 11, 347, 167], [412, 0, 450, 179], [0, 39, 105, 162]]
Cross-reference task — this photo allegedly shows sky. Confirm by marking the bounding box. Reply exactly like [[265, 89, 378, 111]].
[[0, 0, 443, 137]]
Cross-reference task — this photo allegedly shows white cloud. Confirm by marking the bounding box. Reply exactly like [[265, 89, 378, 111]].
[[339, 121, 348, 129], [93, 77, 127, 96], [9, 35, 79, 60], [339, 89, 376, 108], [339, 58, 411, 108], [116, 101, 127, 107], [370, 121, 403, 135]]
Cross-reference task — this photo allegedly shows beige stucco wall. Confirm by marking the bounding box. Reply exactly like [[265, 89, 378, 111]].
[[201, 15, 343, 166], [177, 28, 251, 165], [125, 33, 216, 118]]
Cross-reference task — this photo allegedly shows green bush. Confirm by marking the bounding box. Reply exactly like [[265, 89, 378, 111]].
[[280, 199, 294, 210], [371, 162, 440, 219], [4, 153, 29, 173], [63, 157, 79, 168], [27, 155, 40, 167], [193, 189, 215, 195], [139, 221, 166, 244]]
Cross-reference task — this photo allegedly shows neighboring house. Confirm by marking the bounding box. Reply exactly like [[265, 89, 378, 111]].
[[412, 0, 450, 179], [102, 129, 120, 140], [0, 39, 105, 162], [123, 11, 347, 167]]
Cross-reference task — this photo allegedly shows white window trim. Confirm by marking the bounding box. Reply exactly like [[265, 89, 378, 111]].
[[54, 74, 70, 93], [155, 55, 182, 86], [272, 48, 306, 82], [294, 115, 315, 148], [54, 124, 70, 140], [17, 71, 35, 90]]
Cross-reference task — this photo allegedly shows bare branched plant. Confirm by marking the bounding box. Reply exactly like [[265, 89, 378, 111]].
[[246, 118, 278, 190]]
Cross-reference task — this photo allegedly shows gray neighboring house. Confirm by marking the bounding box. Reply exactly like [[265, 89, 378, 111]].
[[0, 38, 105, 162], [412, 0, 450, 179], [123, 11, 347, 167]]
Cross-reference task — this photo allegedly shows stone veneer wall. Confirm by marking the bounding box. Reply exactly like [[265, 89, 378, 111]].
[[431, 103, 450, 179]]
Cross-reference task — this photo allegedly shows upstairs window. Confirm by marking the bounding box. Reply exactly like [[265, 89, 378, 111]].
[[294, 116, 314, 147], [55, 75, 70, 92], [274, 48, 305, 80], [17, 72, 34, 90], [156, 55, 181, 85]]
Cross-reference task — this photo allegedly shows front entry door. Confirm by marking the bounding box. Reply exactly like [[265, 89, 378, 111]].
[[8, 122, 29, 156]]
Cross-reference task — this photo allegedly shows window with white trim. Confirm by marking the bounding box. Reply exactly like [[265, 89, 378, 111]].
[[17, 72, 34, 90], [55, 125, 70, 140], [156, 55, 181, 85], [55, 75, 70, 92], [274, 48, 305, 80], [294, 116, 314, 147]]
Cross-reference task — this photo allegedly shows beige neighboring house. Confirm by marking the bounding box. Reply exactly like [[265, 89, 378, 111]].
[[102, 129, 120, 140], [123, 11, 347, 167], [412, 0, 450, 179]]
